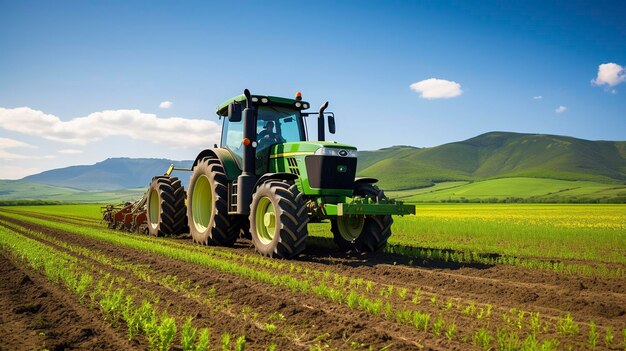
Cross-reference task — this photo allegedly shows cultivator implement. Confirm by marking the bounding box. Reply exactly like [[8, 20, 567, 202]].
[[101, 194, 148, 234]]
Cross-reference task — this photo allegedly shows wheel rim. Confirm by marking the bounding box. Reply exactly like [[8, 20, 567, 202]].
[[148, 188, 159, 229], [255, 196, 276, 245], [192, 174, 212, 232], [337, 215, 365, 242]]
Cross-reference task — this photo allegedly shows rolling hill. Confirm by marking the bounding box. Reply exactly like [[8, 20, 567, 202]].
[[21, 158, 194, 191], [2, 131, 625, 203], [358, 132, 626, 190]]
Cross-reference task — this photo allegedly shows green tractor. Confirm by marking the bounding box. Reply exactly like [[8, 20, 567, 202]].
[[146, 89, 414, 258]]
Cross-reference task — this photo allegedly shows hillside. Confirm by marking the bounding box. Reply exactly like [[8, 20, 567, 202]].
[[22, 158, 194, 190], [0, 180, 145, 203], [358, 132, 626, 190]]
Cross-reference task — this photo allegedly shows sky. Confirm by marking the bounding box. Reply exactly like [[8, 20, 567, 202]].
[[1, 0, 625, 179]]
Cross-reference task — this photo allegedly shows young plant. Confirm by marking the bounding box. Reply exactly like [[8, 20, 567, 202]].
[[432, 314, 444, 335], [472, 328, 492, 350], [221, 332, 232, 351], [196, 328, 211, 351], [588, 321, 597, 350], [412, 311, 430, 332], [181, 317, 197, 351], [445, 323, 457, 340], [235, 336, 246, 351], [556, 313, 579, 336], [158, 311, 177, 351], [604, 327, 613, 348]]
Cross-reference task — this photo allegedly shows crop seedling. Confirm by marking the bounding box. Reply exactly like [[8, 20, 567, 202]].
[[445, 323, 457, 340], [157, 311, 177, 351], [263, 323, 277, 334], [556, 313, 579, 336], [472, 328, 492, 350], [588, 321, 597, 350], [181, 317, 197, 351], [604, 327, 613, 348], [196, 328, 210, 351], [432, 314, 444, 335], [411, 289, 422, 304], [412, 311, 430, 332], [221, 332, 232, 351], [235, 336, 246, 351]]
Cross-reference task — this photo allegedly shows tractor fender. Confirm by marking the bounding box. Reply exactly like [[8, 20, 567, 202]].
[[192, 148, 242, 181], [254, 173, 299, 189], [354, 177, 378, 185]]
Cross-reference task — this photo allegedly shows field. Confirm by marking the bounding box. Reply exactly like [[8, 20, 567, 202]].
[[0, 204, 625, 350], [385, 178, 626, 203]]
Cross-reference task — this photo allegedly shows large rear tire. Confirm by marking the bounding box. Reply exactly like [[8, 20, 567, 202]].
[[146, 176, 187, 237], [330, 183, 393, 253], [187, 157, 241, 246], [249, 181, 308, 258]]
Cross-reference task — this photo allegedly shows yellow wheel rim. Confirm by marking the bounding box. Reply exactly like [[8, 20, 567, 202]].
[[255, 197, 276, 245], [148, 188, 159, 229], [192, 175, 212, 232]]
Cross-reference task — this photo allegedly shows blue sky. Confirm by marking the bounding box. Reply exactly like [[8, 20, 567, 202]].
[[1, 0, 625, 178]]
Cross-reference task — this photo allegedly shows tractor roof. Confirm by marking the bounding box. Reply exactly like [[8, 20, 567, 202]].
[[215, 94, 310, 116]]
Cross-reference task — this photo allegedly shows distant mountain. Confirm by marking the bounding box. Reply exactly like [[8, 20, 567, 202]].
[[22, 158, 194, 190], [358, 132, 626, 190], [13, 132, 626, 194]]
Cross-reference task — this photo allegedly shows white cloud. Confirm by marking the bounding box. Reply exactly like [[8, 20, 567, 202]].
[[533, 96, 542, 100], [58, 149, 83, 154], [409, 78, 463, 99], [592, 63, 625, 89], [0, 137, 37, 149], [159, 101, 173, 109], [0, 137, 37, 160], [555, 105, 567, 113], [3, 165, 42, 180], [0, 107, 221, 148]]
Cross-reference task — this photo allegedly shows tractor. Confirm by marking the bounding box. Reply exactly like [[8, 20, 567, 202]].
[[144, 89, 414, 258]]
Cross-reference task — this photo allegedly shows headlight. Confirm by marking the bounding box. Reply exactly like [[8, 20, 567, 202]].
[[314, 147, 357, 157], [302, 103, 309, 109], [295, 102, 302, 108], [261, 97, 269, 103], [251, 97, 259, 102]]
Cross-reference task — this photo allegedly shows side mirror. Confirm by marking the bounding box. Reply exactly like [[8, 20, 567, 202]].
[[328, 115, 336, 134], [228, 103, 242, 122]]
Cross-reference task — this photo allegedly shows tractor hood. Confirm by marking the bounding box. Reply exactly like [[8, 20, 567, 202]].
[[269, 141, 357, 158]]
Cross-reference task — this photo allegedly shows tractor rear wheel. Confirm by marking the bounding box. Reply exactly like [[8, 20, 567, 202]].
[[187, 157, 240, 246], [331, 183, 393, 253], [146, 176, 187, 237], [249, 181, 308, 258]]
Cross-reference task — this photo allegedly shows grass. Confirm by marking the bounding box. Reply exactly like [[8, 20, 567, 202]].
[[386, 177, 626, 203], [0, 180, 146, 203]]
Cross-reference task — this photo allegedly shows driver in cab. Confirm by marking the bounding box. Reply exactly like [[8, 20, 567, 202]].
[[257, 121, 285, 150]]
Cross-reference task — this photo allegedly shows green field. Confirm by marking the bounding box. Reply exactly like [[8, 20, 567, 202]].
[[8, 203, 625, 277], [386, 177, 626, 203], [0, 180, 146, 203]]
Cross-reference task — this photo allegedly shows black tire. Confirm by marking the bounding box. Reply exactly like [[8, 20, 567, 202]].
[[187, 157, 240, 246], [249, 181, 308, 258], [330, 183, 393, 253], [146, 176, 187, 237]]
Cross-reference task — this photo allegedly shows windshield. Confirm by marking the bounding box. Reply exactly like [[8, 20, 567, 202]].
[[256, 106, 305, 150]]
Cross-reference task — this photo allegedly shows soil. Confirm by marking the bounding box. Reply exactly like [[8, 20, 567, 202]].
[[0, 209, 624, 350]]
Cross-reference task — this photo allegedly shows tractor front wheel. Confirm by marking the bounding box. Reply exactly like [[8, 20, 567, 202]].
[[146, 176, 187, 237], [331, 183, 393, 253], [249, 181, 308, 258]]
